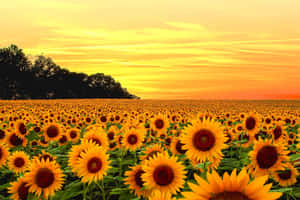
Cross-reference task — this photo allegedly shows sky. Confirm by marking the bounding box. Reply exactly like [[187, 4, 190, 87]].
[[1, 0, 300, 99]]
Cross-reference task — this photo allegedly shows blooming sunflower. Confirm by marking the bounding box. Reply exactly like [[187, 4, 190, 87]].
[[248, 139, 289, 177], [273, 164, 299, 187], [25, 159, 64, 199], [6, 132, 27, 148], [82, 129, 109, 151], [271, 123, 287, 143], [142, 152, 186, 195], [182, 168, 282, 200], [122, 128, 145, 151], [68, 140, 97, 173], [244, 113, 260, 136], [43, 123, 62, 142], [15, 120, 27, 138], [8, 151, 30, 174], [77, 145, 111, 184], [67, 128, 80, 143], [8, 177, 30, 200], [181, 118, 227, 162], [0, 143, 9, 168], [124, 165, 152, 197], [139, 144, 165, 163], [151, 115, 169, 133]]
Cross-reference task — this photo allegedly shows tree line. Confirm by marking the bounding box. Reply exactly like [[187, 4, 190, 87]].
[[0, 44, 139, 99]]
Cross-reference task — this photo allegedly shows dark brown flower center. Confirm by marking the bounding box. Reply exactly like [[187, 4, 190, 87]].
[[18, 123, 27, 135], [108, 132, 114, 140], [70, 131, 77, 139], [134, 169, 145, 188], [176, 140, 187, 154], [0, 129, 5, 139], [46, 125, 59, 138], [35, 168, 55, 188], [153, 165, 174, 186], [245, 117, 256, 131], [155, 119, 164, 129], [9, 134, 23, 146], [278, 170, 292, 180], [87, 157, 102, 173], [273, 126, 282, 140], [265, 118, 271, 124], [127, 134, 138, 145], [109, 142, 116, 148], [100, 116, 107, 123], [17, 182, 29, 200], [31, 141, 38, 146], [59, 135, 67, 144], [34, 127, 41, 133], [257, 146, 278, 169], [14, 157, 25, 168], [210, 192, 250, 200], [193, 129, 215, 151]]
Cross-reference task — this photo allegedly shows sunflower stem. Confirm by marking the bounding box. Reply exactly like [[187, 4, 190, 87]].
[[96, 180, 106, 200], [83, 183, 88, 200]]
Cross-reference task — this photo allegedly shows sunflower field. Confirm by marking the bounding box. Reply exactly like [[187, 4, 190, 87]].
[[0, 99, 300, 200]]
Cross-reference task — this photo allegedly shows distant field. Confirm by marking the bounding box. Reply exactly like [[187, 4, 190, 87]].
[[0, 99, 299, 200]]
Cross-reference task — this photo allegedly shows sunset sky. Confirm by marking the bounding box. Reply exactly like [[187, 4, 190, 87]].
[[1, 0, 300, 99]]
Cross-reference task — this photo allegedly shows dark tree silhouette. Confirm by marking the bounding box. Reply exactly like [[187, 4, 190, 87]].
[[0, 44, 139, 99]]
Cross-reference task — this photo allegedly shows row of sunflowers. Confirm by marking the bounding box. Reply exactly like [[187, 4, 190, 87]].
[[0, 99, 300, 200]]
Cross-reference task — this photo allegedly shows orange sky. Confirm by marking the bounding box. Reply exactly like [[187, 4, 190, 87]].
[[1, 0, 300, 99]]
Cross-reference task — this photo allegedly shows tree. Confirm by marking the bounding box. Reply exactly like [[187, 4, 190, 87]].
[[0, 44, 139, 99]]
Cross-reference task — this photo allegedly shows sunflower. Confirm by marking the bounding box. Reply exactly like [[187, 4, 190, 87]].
[[271, 123, 287, 143], [0, 129, 6, 142], [68, 140, 97, 173], [142, 152, 186, 195], [67, 128, 80, 143], [30, 140, 39, 149], [122, 128, 145, 151], [43, 123, 62, 142], [25, 159, 64, 199], [8, 151, 30, 174], [82, 128, 109, 150], [182, 168, 282, 200], [15, 120, 27, 138], [106, 125, 120, 142], [0, 143, 9, 168], [8, 177, 31, 200], [124, 165, 152, 197], [6, 132, 27, 148], [273, 164, 299, 187], [248, 139, 289, 177], [181, 118, 227, 162], [77, 145, 111, 184], [170, 138, 187, 155], [140, 144, 165, 163], [244, 113, 260, 135], [151, 115, 169, 133], [58, 134, 68, 145]]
